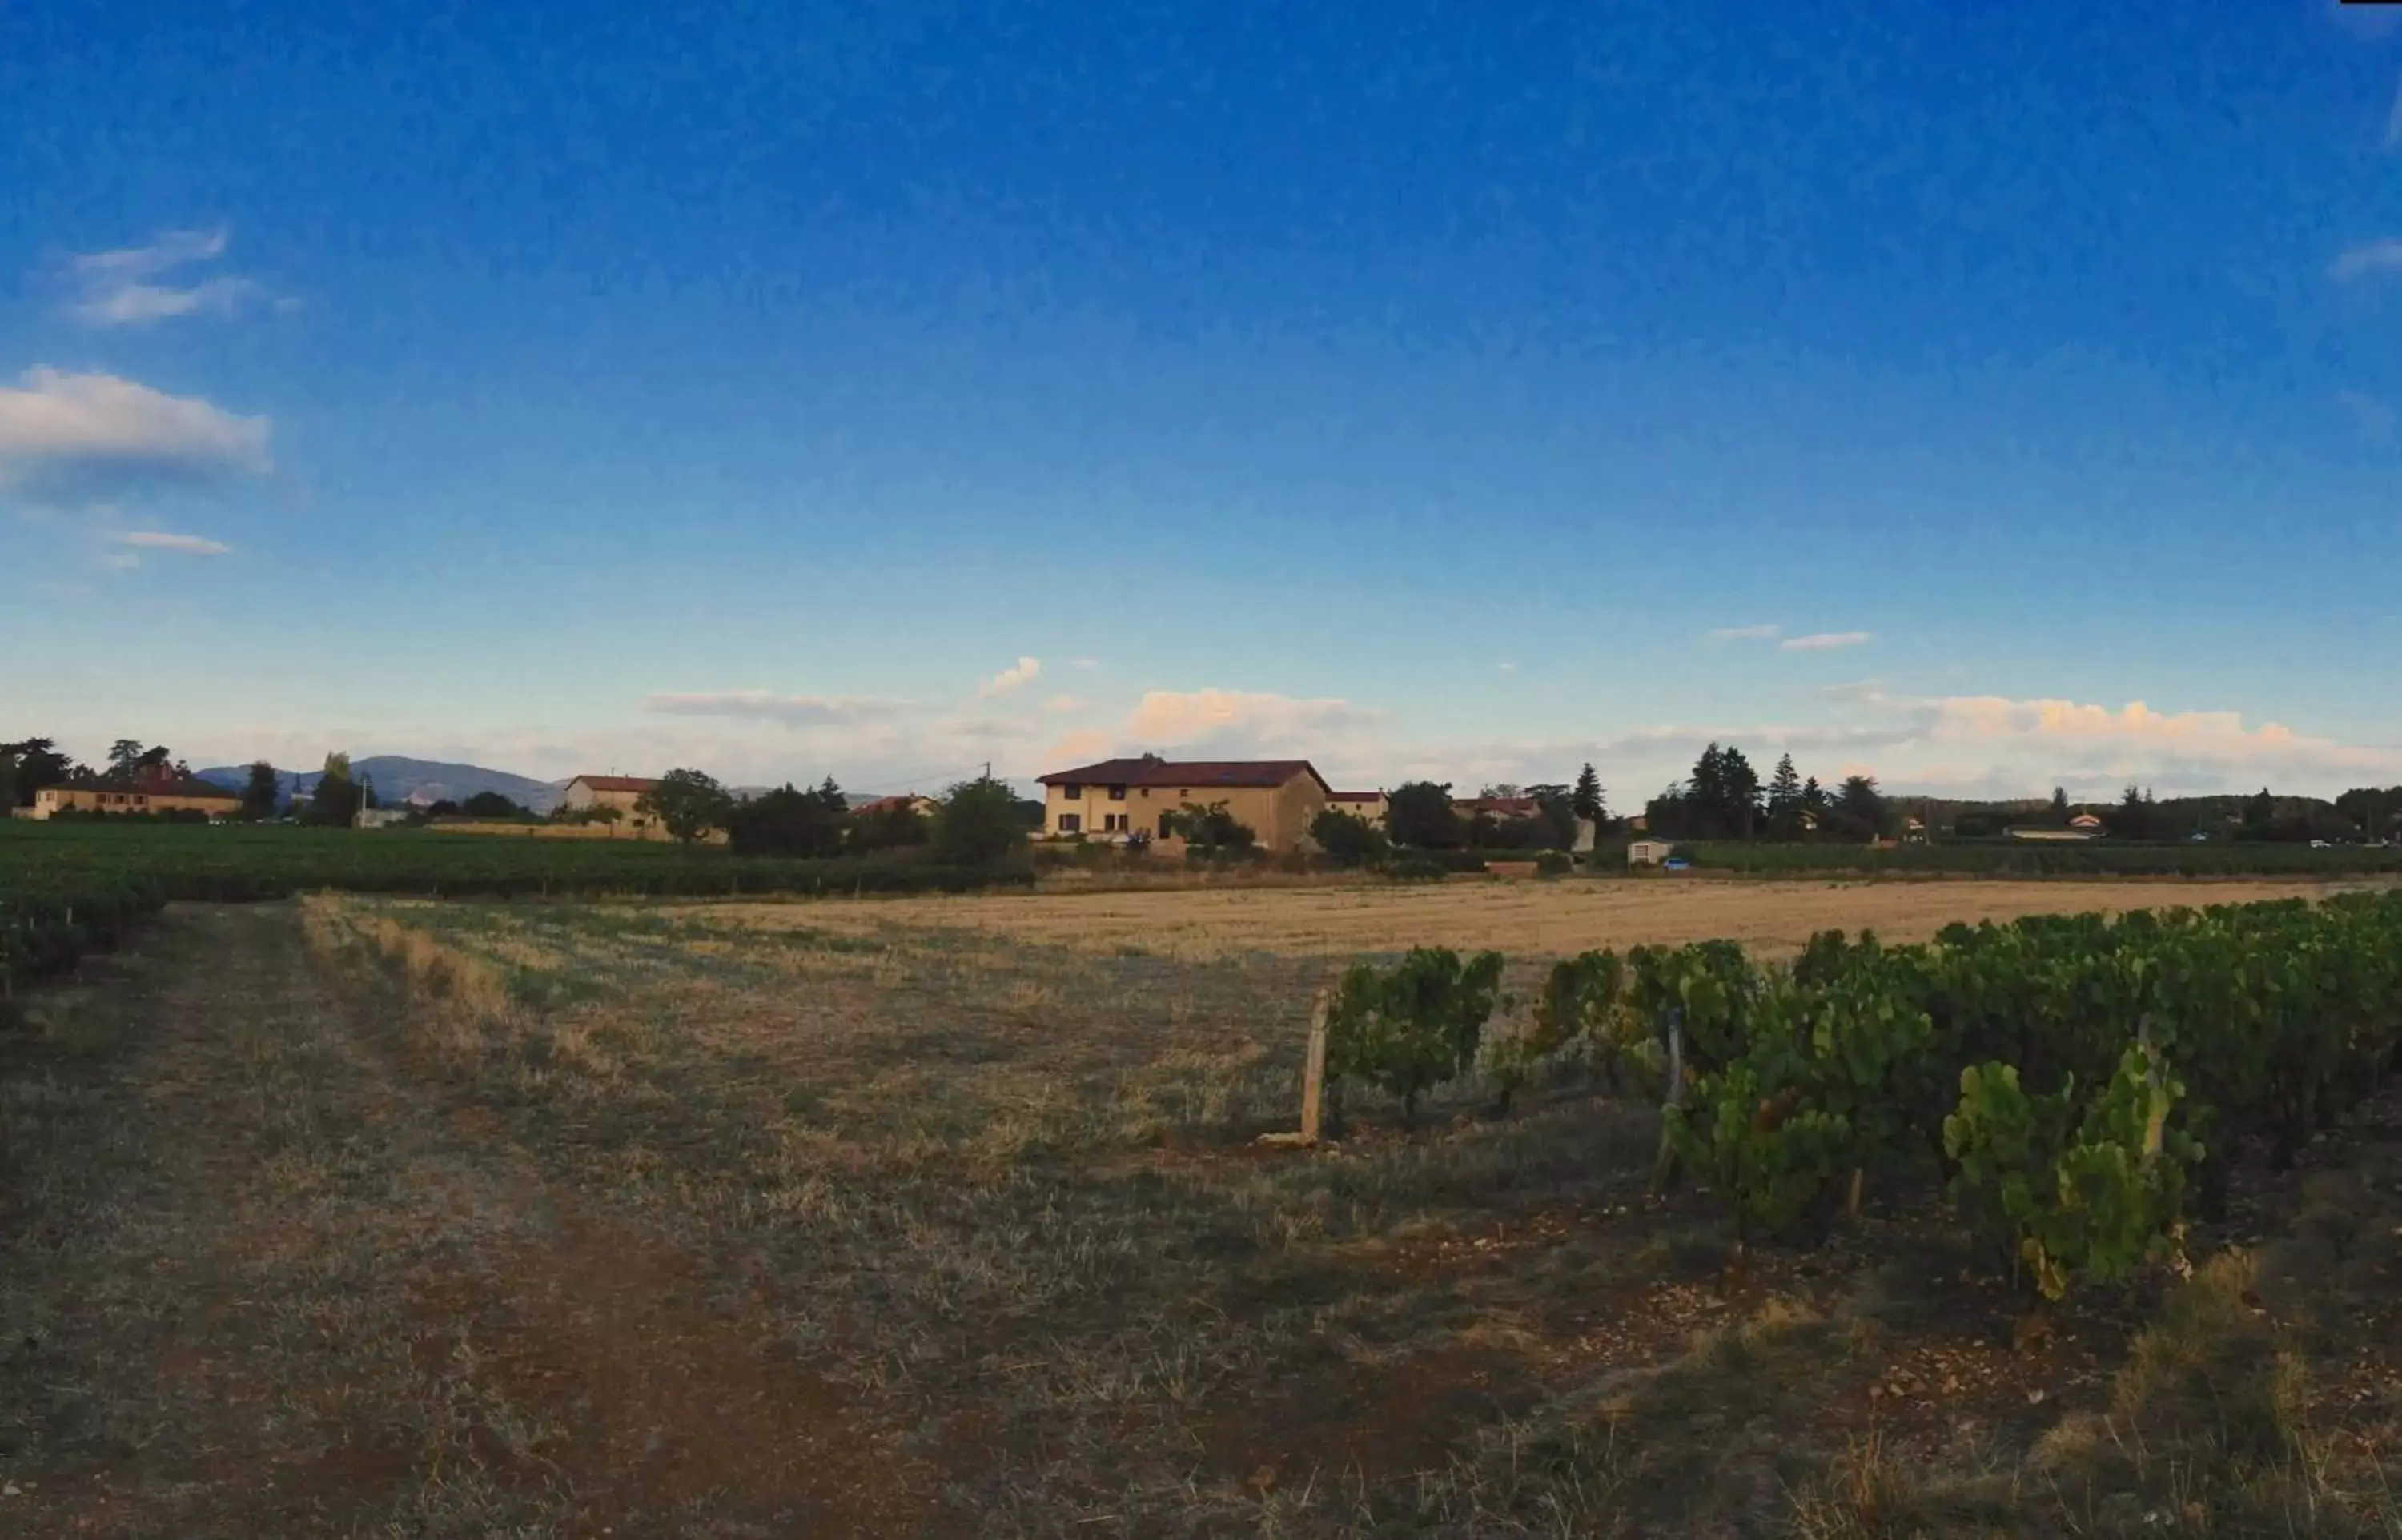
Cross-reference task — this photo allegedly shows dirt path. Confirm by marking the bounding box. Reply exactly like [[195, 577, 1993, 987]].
[[0, 904, 930, 1538]]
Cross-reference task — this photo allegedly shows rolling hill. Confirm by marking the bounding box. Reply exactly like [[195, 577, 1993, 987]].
[[197, 757, 565, 814]]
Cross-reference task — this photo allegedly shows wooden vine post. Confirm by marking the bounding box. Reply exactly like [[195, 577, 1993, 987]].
[[1649, 1006, 1685, 1193], [1299, 988, 1331, 1145]]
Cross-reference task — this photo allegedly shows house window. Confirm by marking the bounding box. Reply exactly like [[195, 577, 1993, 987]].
[[1139, 788, 1150, 798], [1107, 785, 1126, 801], [1064, 784, 1082, 800], [1058, 812, 1082, 833], [1103, 813, 1127, 832]]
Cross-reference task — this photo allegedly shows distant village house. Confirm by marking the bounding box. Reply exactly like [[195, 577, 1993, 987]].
[[560, 774, 662, 832], [1324, 789, 1388, 828]]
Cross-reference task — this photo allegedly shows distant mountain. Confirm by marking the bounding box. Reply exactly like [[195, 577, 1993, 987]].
[[197, 756, 565, 814]]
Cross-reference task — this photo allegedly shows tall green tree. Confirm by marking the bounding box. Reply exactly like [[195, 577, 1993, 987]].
[[239, 762, 279, 821], [1831, 774, 1888, 841], [639, 768, 735, 846], [1571, 762, 1605, 826], [727, 783, 846, 856], [309, 752, 366, 827], [1525, 783, 1579, 850], [1688, 743, 1763, 839], [106, 739, 146, 778], [1765, 753, 1804, 839], [933, 776, 1027, 867], [0, 739, 79, 808], [2050, 786, 2072, 826], [1309, 807, 1390, 869], [1384, 781, 1465, 849], [2243, 788, 2276, 838]]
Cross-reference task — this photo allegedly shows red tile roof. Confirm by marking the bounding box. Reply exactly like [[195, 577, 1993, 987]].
[[572, 775, 661, 793], [1328, 790, 1384, 803], [853, 794, 932, 816], [1038, 757, 1331, 794]]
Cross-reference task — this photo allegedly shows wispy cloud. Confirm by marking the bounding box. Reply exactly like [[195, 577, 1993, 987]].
[[107, 530, 231, 557], [1709, 624, 1781, 641], [1043, 694, 1091, 714], [64, 227, 263, 327], [639, 691, 910, 726], [1781, 631, 1874, 652], [2332, 240, 2402, 282], [0, 367, 271, 506], [1070, 657, 1099, 671], [978, 656, 1042, 696]]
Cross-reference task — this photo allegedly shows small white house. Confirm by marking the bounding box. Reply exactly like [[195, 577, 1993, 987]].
[[1627, 838, 1677, 867], [354, 808, 412, 830]]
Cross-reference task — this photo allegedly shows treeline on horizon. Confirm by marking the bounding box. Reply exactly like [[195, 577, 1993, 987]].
[[10, 735, 2400, 852], [1321, 744, 2402, 856]]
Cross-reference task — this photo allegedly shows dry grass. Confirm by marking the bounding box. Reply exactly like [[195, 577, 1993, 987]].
[[6, 895, 2402, 1536], [682, 876, 2373, 961]]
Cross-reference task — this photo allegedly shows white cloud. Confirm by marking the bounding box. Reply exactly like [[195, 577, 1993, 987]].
[[1709, 624, 1781, 641], [1781, 631, 1874, 651], [108, 530, 231, 556], [1043, 728, 1111, 765], [2338, 389, 2396, 445], [2332, 240, 2402, 282], [0, 367, 271, 504], [64, 227, 263, 327], [78, 276, 260, 327], [1124, 688, 1384, 753], [1044, 694, 1091, 714], [71, 227, 229, 277], [978, 656, 1041, 696], [1070, 657, 1100, 671], [1496, 660, 1519, 675], [640, 691, 910, 726]]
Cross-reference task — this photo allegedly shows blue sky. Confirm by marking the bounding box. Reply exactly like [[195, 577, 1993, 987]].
[[5, 0, 2400, 800]]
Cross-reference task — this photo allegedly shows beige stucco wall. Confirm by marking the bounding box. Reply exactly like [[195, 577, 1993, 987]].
[[31, 787, 238, 820], [562, 780, 665, 834]]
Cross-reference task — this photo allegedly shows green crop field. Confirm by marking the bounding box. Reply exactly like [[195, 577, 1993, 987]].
[[0, 819, 1022, 996]]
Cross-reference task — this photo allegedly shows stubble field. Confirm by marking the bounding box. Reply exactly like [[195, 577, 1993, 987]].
[[709, 874, 2399, 960], [4, 878, 2400, 1537]]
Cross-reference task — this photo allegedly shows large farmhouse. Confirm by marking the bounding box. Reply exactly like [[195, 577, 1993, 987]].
[[1036, 756, 1332, 852], [31, 769, 239, 820]]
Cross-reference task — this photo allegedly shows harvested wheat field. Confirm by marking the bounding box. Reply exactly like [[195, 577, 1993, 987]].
[[7, 892, 2402, 1538], [688, 875, 2390, 960]]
